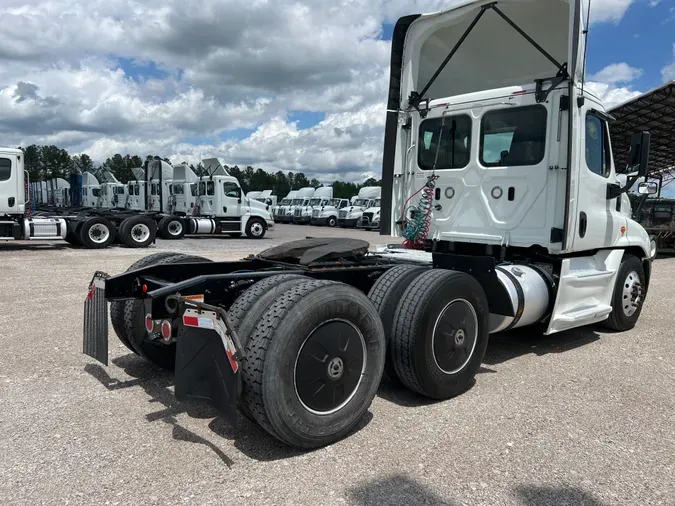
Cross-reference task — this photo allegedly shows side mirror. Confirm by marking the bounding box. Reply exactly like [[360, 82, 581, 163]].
[[626, 132, 651, 177], [637, 181, 658, 195]]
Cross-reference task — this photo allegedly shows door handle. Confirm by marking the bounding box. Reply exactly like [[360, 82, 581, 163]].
[[579, 212, 587, 238]]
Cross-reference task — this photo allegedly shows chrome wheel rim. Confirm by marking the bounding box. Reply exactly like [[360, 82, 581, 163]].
[[88, 224, 110, 244], [131, 223, 151, 243], [168, 220, 183, 236], [622, 270, 642, 317], [250, 221, 264, 236]]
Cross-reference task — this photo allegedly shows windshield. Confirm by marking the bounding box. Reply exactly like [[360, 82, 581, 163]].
[[280, 199, 290, 205], [326, 199, 341, 207], [309, 198, 322, 206], [353, 199, 368, 206], [291, 199, 304, 205], [172, 184, 184, 195], [371, 198, 381, 207]]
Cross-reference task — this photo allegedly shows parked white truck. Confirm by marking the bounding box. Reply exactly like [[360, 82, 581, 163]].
[[293, 186, 333, 224], [357, 197, 381, 230], [282, 186, 315, 224], [272, 190, 298, 222], [310, 198, 351, 227], [337, 186, 381, 227], [82, 0, 656, 452]]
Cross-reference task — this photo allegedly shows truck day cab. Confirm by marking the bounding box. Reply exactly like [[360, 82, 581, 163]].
[[338, 186, 381, 227], [83, 0, 656, 451]]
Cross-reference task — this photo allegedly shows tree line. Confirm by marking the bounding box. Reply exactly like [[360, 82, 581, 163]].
[[18, 144, 381, 199]]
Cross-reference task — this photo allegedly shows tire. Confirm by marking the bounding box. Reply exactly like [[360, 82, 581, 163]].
[[110, 252, 178, 353], [327, 216, 337, 227], [367, 264, 429, 384], [64, 225, 82, 246], [158, 215, 186, 240], [120, 216, 156, 248], [123, 254, 213, 370], [245, 218, 266, 239], [227, 274, 308, 420], [241, 279, 386, 449], [601, 254, 646, 331], [78, 216, 116, 249], [228, 274, 307, 344], [391, 269, 489, 400]]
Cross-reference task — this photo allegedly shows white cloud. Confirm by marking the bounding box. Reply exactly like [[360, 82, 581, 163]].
[[662, 44, 675, 82], [584, 82, 643, 108], [589, 63, 644, 84], [0, 0, 643, 181]]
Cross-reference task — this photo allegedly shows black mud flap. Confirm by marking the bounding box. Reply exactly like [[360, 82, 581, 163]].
[[174, 309, 240, 427], [83, 271, 110, 365]]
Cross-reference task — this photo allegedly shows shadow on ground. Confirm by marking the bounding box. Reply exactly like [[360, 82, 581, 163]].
[[84, 352, 373, 465], [346, 475, 608, 506]]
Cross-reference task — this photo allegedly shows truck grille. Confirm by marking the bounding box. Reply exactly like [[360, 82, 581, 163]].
[[312, 209, 320, 218], [339, 210, 348, 219], [362, 212, 373, 223], [294, 208, 302, 217]]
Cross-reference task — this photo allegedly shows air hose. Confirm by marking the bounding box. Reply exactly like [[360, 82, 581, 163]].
[[400, 174, 439, 250]]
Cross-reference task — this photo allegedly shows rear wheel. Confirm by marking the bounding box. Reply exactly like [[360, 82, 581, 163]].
[[367, 264, 429, 384], [123, 254, 213, 369], [110, 252, 177, 353], [228, 274, 308, 419], [391, 269, 489, 400], [602, 254, 646, 331], [241, 280, 385, 448], [78, 216, 116, 249], [120, 216, 156, 248]]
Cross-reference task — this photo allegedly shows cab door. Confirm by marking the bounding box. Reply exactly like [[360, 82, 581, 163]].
[[569, 100, 625, 251], [0, 155, 19, 214], [222, 181, 243, 219]]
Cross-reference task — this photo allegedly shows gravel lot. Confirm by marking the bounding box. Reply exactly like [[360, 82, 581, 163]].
[[1, 225, 674, 506]]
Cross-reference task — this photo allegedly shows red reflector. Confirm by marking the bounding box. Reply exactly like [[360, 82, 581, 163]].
[[512, 90, 528, 95], [161, 320, 171, 339], [226, 349, 239, 373], [145, 313, 154, 332], [87, 287, 95, 300], [183, 315, 199, 327], [142, 284, 148, 293]]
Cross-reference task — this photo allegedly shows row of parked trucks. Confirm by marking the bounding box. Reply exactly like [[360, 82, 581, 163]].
[[1, 155, 275, 248], [272, 185, 382, 230]]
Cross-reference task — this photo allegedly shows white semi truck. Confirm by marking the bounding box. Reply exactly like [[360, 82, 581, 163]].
[[280, 186, 316, 223], [357, 197, 381, 230], [337, 186, 381, 227], [83, 0, 656, 451], [309, 198, 351, 227], [272, 190, 297, 221], [293, 186, 333, 224]]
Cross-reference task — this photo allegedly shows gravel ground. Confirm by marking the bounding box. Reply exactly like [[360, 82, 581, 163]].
[[1, 225, 674, 506]]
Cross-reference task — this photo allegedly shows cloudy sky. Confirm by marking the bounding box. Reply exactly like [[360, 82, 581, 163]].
[[0, 0, 673, 182]]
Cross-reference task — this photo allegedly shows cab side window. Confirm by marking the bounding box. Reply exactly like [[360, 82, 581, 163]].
[[585, 113, 611, 177], [223, 182, 239, 198], [0, 158, 11, 181]]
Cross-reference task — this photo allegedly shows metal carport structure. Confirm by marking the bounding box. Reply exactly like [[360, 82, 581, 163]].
[[608, 81, 675, 196]]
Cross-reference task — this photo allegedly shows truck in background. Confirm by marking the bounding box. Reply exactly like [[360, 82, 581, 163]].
[[310, 198, 351, 227], [293, 186, 333, 224], [338, 186, 381, 227], [357, 197, 381, 231]]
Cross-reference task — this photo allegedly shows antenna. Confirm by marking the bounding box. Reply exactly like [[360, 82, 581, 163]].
[[580, 0, 592, 99]]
